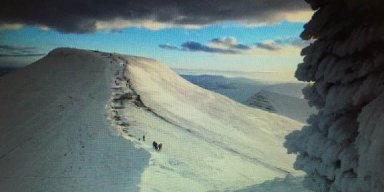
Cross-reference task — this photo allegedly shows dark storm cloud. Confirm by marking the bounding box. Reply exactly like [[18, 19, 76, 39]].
[[0, 0, 310, 33], [0, 45, 45, 57]]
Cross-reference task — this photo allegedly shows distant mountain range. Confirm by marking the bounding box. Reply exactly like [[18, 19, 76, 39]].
[[181, 74, 316, 123], [181, 74, 267, 102]]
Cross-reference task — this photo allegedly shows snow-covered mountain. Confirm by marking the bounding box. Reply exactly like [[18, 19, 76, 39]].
[[0, 48, 307, 191], [181, 74, 267, 102], [0, 49, 149, 192], [107, 51, 307, 191], [245, 83, 317, 123]]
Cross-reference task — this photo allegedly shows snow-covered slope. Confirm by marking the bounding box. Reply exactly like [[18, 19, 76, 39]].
[[261, 83, 307, 99], [246, 83, 317, 123], [107, 53, 306, 191], [0, 48, 306, 192], [0, 48, 149, 192]]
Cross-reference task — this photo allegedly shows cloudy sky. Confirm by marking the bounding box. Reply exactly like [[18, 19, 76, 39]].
[[0, 0, 312, 72]]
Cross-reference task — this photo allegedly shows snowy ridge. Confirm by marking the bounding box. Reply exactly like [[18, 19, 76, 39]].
[[0, 48, 149, 192], [246, 90, 277, 113], [105, 54, 306, 191], [246, 89, 316, 123]]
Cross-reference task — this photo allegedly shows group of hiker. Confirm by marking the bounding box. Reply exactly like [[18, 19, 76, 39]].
[[152, 141, 162, 152], [140, 135, 163, 152]]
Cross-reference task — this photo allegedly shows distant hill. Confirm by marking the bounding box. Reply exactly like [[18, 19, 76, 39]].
[[245, 87, 317, 123], [181, 74, 266, 102], [181, 74, 316, 123], [0, 67, 18, 77]]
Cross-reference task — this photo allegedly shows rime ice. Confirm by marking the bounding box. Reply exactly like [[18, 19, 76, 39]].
[[285, 1, 384, 192]]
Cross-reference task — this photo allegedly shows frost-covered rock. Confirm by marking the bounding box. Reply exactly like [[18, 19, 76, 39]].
[[285, 1, 384, 191]]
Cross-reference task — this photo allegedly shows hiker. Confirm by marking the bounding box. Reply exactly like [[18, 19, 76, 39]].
[[152, 141, 158, 150], [157, 143, 162, 152], [143, 135, 145, 141]]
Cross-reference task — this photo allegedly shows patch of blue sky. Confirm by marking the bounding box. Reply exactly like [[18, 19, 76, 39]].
[[0, 20, 304, 70]]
